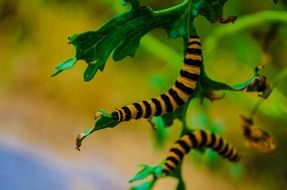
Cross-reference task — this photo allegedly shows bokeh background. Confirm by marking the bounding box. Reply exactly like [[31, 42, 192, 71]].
[[0, 0, 287, 189]]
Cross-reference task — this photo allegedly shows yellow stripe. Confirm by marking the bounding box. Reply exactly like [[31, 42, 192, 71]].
[[127, 105, 137, 119], [172, 86, 190, 102], [157, 96, 167, 113], [227, 144, 233, 157], [182, 64, 201, 75], [205, 130, 212, 146], [116, 110, 121, 121], [193, 130, 202, 145], [181, 135, 193, 148], [138, 102, 146, 118], [230, 148, 237, 159], [212, 134, 221, 149], [167, 152, 181, 162], [147, 99, 156, 117], [219, 140, 228, 152], [173, 144, 187, 154], [186, 53, 202, 61], [188, 44, 201, 49], [164, 92, 178, 112], [189, 38, 200, 43], [166, 160, 176, 169], [177, 75, 197, 89], [119, 108, 126, 121], [163, 166, 172, 173]]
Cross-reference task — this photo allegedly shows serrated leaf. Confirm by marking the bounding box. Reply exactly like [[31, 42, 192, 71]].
[[56, 0, 236, 81], [76, 110, 119, 150], [129, 164, 162, 183], [51, 57, 77, 77], [64, 4, 187, 81]]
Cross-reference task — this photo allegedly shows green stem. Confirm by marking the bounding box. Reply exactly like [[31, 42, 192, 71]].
[[250, 100, 264, 118]]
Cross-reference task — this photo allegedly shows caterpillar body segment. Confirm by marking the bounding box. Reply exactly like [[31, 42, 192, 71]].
[[111, 36, 202, 122], [162, 129, 240, 174]]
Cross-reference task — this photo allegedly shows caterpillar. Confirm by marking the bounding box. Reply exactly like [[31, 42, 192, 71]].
[[111, 35, 202, 122], [162, 129, 240, 174]]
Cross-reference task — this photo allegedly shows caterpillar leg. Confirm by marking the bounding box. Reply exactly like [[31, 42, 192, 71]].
[[162, 129, 240, 174]]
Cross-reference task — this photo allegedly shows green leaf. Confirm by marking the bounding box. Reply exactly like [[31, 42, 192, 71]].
[[56, 0, 237, 81], [130, 181, 154, 190], [150, 117, 168, 147], [192, 0, 230, 23], [51, 57, 77, 77], [65, 3, 187, 81], [129, 164, 163, 183], [76, 110, 119, 150]]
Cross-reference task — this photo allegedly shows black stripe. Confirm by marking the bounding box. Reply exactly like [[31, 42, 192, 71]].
[[164, 162, 175, 170], [151, 98, 162, 116], [119, 109, 124, 121], [200, 130, 207, 146], [187, 133, 199, 148], [207, 133, 216, 147], [176, 139, 191, 153], [186, 48, 202, 55], [184, 58, 202, 67], [170, 148, 184, 160], [168, 89, 185, 106], [167, 156, 180, 165], [213, 137, 224, 151], [225, 147, 234, 159], [133, 103, 143, 119], [231, 154, 239, 162], [122, 106, 132, 121], [162, 169, 169, 174], [160, 94, 173, 112], [111, 111, 119, 120], [175, 81, 194, 95], [180, 70, 200, 81], [188, 41, 201, 46], [219, 143, 229, 156], [143, 101, 151, 118]]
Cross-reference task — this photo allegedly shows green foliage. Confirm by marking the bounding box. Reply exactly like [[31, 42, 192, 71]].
[[130, 164, 163, 182], [129, 163, 163, 190], [53, 0, 287, 189], [52, 0, 237, 81]]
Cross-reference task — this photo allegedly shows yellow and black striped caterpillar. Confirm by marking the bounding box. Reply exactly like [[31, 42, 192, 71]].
[[162, 129, 240, 174], [111, 35, 202, 122]]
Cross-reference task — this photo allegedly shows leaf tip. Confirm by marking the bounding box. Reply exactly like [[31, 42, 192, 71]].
[[67, 33, 79, 44], [76, 132, 86, 151]]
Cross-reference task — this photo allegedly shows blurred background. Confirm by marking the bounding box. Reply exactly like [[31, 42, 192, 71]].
[[0, 0, 287, 189]]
